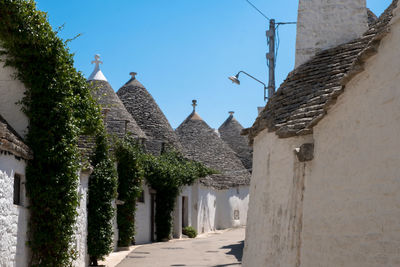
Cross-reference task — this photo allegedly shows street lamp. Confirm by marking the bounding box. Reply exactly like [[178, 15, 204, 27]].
[[228, 71, 268, 101]]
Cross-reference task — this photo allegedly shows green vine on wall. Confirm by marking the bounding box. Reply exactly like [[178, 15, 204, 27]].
[[0, 0, 103, 265], [143, 150, 215, 241], [115, 136, 144, 247], [87, 131, 118, 266]]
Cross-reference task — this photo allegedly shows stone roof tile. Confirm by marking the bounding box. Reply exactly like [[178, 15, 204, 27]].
[[89, 80, 146, 139], [0, 114, 32, 160], [117, 74, 183, 155], [244, 0, 398, 144], [218, 112, 253, 170], [176, 110, 250, 189]]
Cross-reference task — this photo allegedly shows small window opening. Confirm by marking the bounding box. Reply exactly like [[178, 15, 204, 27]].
[[137, 189, 145, 203], [13, 174, 21, 206]]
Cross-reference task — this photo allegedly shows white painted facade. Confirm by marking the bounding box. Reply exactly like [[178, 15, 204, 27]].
[[0, 55, 29, 139], [0, 155, 29, 267], [135, 184, 153, 244], [74, 170, 91, 267], [190, 182, 249, 235], [295, 0, 368, 67], [0, 50, 92, 267], [173, 185, 193, 238], [244, 3, 400, 267], [0, 53, 30, 267]]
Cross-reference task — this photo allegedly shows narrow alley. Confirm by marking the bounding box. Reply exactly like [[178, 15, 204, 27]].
[[117, 228, 245, 267]]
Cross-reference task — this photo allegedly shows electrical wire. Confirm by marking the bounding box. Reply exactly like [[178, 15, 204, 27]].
[[275, 24, 280, 67], [245, 0, 270, 20]]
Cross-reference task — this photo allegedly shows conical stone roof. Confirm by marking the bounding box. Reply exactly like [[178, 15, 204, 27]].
[[117, 72, 182, 154], [87, 56, 146, 139], [176, 102, 250, 189], [218, 112, 253, 170]]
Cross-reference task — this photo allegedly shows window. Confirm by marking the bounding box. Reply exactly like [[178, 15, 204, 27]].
[[137, 190, 145, 203], [13, 174, 21, 206]]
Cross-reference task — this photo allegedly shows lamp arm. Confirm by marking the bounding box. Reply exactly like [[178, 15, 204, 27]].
[[237, 71, 267, 88], [237, 71, 268, 101]]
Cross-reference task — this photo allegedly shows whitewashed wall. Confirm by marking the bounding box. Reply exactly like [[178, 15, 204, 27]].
[[173, 186, 192, 238], [244, 4, 400, 267], [295, 0, 368, 67], [0, 154, 29, 267], [300, 7, 400, 266], [191, 183, 249, 235], [242, 132, 312, 267], [135, 184, 152, 244], [216, 186, 249, 229], [192, 183, 217, 234], [73, 171, 90, 267], [0, 54, 29, 138]]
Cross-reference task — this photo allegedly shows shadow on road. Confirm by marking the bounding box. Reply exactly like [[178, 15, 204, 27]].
[[212, 239, 244, 267]]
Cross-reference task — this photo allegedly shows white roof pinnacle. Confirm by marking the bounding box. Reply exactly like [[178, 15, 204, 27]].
[[88, 54, 108, 81]]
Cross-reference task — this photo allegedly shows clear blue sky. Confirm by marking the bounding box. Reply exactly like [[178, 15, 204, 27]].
[[35, 0, 392, 129]]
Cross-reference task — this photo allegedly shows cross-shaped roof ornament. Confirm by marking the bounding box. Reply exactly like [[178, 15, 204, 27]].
[[91, 54, 103, 69], [229, 111, 235, 116], [192, 100, 197, 111]]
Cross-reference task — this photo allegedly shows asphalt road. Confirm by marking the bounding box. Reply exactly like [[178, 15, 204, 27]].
[[116, 227, 245, 267]]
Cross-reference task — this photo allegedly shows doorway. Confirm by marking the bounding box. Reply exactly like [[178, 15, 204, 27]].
[[182, 196, 188, 228]]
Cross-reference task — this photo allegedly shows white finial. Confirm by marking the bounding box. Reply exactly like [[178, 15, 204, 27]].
[[192, 100, 197, 112], [130, 72, 137, 79], [88, 54, 107, 81], [92, 54, 103, 68], [229, 111, 234, 116]]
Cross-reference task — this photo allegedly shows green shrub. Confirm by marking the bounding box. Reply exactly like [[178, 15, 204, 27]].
[[87, 132, 118, 266], [0, 0, 103, 265], [143, 150, 215, 241], [115, 136, 144, 247], [182, 226, 197, 238]]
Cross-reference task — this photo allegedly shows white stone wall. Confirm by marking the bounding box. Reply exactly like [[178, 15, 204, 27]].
[[135, 184, 152, 244], [0, 154, 29, 267], [295, 0, 368, 67], [244, 4, 400, 267], [173, 186, 192, 238], [191, 183, 249, 234], [73, 171, 90, 267], [216, 186, 249, 229], [0, 54, 29, 138], [242, 132, 312, 267], [192, 183, 217, 234], [300, 7, 400, 266]]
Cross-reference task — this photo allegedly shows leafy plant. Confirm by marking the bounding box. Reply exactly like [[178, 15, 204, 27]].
[[143, 150, 215, 241], [87, 131, 118, 266], [0, 0, 102, 265], [114, 136, 144, 247], [182, 226, 197, 238]]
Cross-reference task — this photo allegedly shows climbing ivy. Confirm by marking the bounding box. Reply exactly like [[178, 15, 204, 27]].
[[87, 131, 118, 266], [143, 150, 215, 241], [114, 136, 145, 247], [0, 0, 103, 265]]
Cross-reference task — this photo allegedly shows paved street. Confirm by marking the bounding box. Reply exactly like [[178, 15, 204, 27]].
[[117, 227, 245, 267]]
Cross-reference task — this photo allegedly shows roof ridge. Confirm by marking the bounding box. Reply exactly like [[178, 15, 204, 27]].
[[243, 0, 398, 144]]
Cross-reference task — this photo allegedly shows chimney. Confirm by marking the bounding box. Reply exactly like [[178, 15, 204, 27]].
[[295, 0, 368, 67]]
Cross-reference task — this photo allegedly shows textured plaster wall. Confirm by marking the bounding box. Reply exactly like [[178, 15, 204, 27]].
[[191, 183, 249, 234], [300, 7, 400, 266], [173, 186, 192, 238], [0, 56, 29, 138], [216, 186, 249, 229], [242, 131, 312, 267], [0, 155, 29, 267], [295, 0, 368, 67], [73, 171, 90, 267], [135, 184, 152, 244], [194, 184, 217, 234]]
